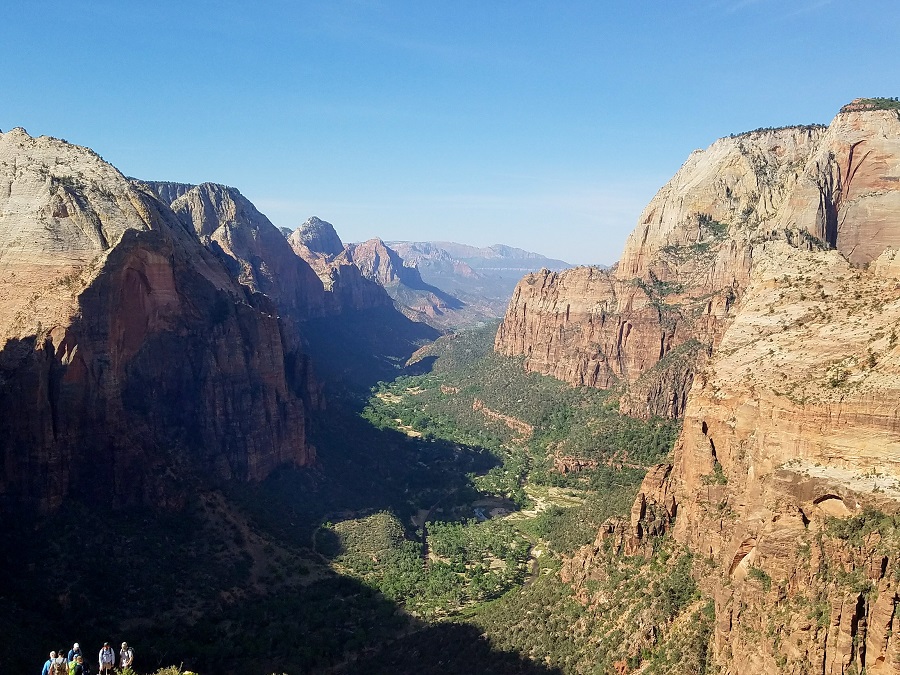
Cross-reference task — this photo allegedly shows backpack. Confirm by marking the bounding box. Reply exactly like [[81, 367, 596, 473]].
[[50, 659, 66, 675]]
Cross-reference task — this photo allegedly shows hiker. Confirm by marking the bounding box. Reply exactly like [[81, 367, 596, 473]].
[[98, 643, 114, 673], [42, 651, 56, 675], [119, 642, 134, 670], [67, 644, 82, 664], [68, 655, 84, 675], [50, 651, 67, 675]]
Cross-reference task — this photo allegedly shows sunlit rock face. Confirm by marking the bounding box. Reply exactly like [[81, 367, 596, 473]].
[[285, 227, 397, 315], [0, 130, 315, 515], [497, 104, 900, 421], [635, 242, 900, 674], [292, 215, 345, 257], [524, 100, 900, 674], [166, 182, 329, 318]]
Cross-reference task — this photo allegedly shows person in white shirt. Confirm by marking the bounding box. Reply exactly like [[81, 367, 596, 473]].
[[98, 642, 115, 673]]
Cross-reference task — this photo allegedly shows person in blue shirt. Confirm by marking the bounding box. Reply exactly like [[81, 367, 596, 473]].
[[41, 651, 57, 675], [67, 644, 82, 664]]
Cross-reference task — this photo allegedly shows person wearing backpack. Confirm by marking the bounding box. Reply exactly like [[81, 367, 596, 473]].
[[68, 655, 84, 675], [42, 651, 56, 675], [119, 642, 134, 670], [98, 643, 114, 673], [51, 650, 67, 675]]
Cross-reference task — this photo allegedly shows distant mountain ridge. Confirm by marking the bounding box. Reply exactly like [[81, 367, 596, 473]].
[[420, 241, 570, 264], [390, 240, 571, 270], [387, 240, 573, 326], [276, 225, 571, 330]]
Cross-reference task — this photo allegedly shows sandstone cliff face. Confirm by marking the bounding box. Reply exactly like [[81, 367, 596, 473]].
[[0, 130, 315, 515], [145, 180, 195, 206], [347, 238, 417, 287], [284, 223, 395, 315], [292, 215, 345, 257], [505, 102, 900, 673], [343, 238, 464, 328], [632, 241, 900, 674], [774, 103, 900, 265], [165, 182, 328, 318], [497, 106, 900, 420], [495, 126, 823, 417]]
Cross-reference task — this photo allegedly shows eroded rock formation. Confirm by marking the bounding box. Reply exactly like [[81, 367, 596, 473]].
[[285, 221, 396, 314], [0, 130, 315, 515], [292, 215, 345, 257], [344, 238, 464, 326], [165, 182, 328, 318], [542, 100, 900, 674], [497, 103, 900, 420], [635, 241, 900, 674]]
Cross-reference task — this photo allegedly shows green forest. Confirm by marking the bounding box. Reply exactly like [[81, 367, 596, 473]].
[[9, 321, 698, 674]]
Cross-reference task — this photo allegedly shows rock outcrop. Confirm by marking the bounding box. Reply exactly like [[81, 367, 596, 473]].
[[164, 182, 328, 318], [285, 223, 396, 315], [151, 192, 436, 389], [636, 241, 900, 674], [532, 100, 900, 674], [497, 103, 900, 420], [773, 102, 900, 265], [343, 238, 464, 328], [153, 193, 399, 319], [0, 130, 315, 515], [144, 180, 194, 206], [291, 215, 345, 257]]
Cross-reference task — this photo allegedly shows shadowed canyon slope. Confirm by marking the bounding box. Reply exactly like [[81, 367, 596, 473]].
[[512, 100, 900, 674], [0, 133, 323, 515], [146, 190, 438, 388]]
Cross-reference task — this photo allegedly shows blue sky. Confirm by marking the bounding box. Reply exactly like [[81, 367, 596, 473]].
[[2, 1, 898, 264]]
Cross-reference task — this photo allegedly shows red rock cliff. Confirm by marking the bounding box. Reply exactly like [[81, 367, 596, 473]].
[[532, 101, 900, 674], [0, 129, 315, 515], [634, 242, 900, 674], [497, 105, 900, 419]]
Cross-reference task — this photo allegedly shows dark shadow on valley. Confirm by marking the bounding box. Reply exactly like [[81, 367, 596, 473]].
[[3, 311, 561, 674]]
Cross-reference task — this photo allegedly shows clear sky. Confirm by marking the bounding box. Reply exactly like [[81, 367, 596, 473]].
[[2, 1, 898, 264]]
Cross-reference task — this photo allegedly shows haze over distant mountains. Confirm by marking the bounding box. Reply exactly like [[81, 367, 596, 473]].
[[385, 240, 574, 326], [284, 217, 573, 329]]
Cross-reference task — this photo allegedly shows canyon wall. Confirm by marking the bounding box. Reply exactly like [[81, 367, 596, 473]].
[[633, 242, 900, 674], [496, 101, 900, 420], [166, 182, 329, 318], [288, 219, 468, 328], [344, 237, 465, 326], [285, 218, 397, 315], [547, 100, 900, 673], [0, 130, 315, 515]]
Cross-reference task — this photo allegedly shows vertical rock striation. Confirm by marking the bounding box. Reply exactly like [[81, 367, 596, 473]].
[[534, 100, 900, 674], [0, 130, 315, 515], [497, 103, 900, 420], [638, 242, 900, 674]]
